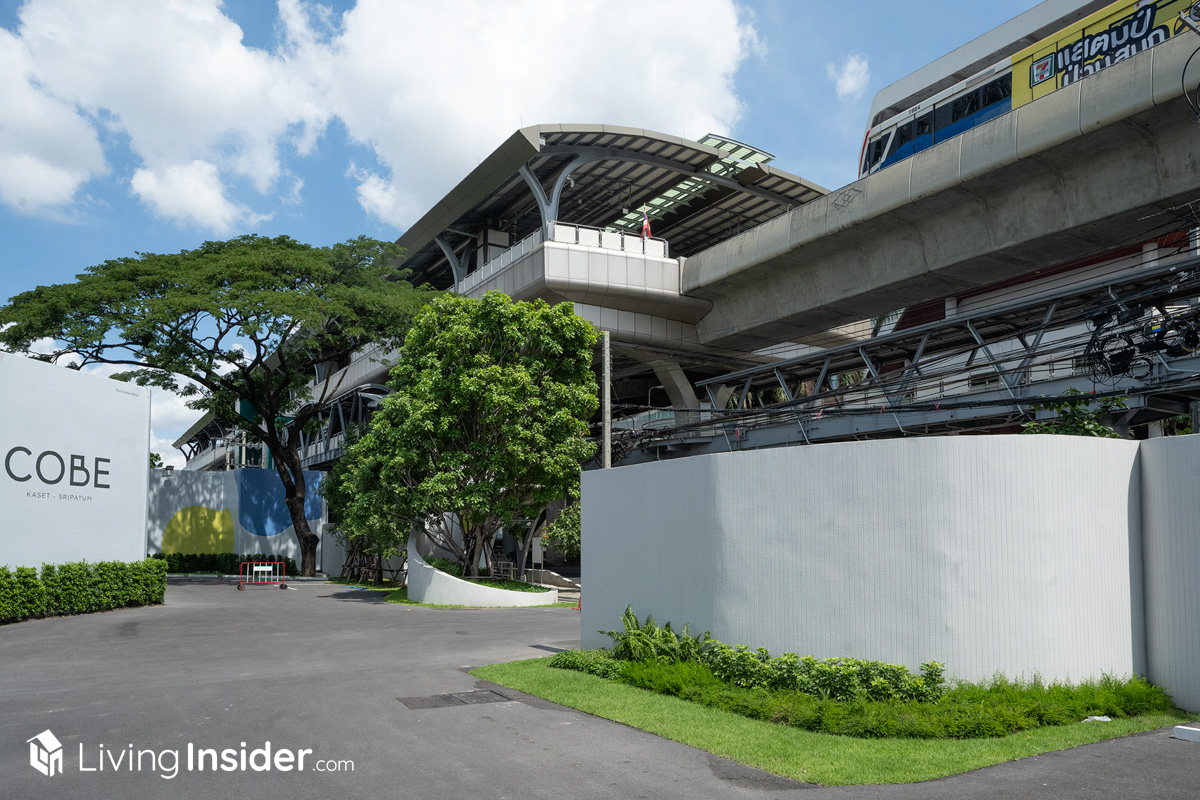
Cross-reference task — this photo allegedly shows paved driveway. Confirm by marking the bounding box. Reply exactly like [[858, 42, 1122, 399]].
[[0, 579, 1194, 799]]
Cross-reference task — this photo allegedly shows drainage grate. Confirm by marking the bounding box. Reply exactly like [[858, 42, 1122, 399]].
[[397, 690, 510, 710], [528, 644, 566, 654]]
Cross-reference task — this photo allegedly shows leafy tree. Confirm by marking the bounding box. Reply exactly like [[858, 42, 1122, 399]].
[[0, 234, 434, 576], [149, 452, 164, 469], [1021, 389, 1127, 438], [1160, 415, 1193, 436], [337, 291, 599, 578], [543, 502, 581, 561], [320, 424, 408, 583]]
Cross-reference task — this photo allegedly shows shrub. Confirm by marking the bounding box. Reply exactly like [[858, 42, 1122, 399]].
[[601, 605, 711, 664], [15, 567, 45, 619], [0, 567, 17, 621], [703, 641, 946, 703], [149, 552, 297, 576], [469, 578, 549, 593], [548, 648, 624, 679], [705, 643, 772, 689], [55, 562, 97, 614], [620, 659, 724, 696], [599, 607, 942, 702], [609, 657, 1177, 739], [0, 558, 167, 624], [426, 556, 463, 578]]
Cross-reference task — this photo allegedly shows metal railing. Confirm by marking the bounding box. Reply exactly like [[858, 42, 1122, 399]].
[[457, 222, 671, 293]]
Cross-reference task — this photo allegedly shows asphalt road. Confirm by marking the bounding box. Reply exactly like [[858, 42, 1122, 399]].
[[0, 578, 1194, 799]]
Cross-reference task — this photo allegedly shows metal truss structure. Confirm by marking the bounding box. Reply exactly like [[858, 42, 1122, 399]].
[[618, 247, 1200, 462], [295, 384, 390, 471]]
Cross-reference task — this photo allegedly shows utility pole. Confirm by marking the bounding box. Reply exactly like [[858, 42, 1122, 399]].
[[603, 331, 611, 468]]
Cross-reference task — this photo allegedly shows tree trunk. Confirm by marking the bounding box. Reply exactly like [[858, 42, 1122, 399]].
[[271, 438, 319, 577], [285, 495, 320, 577], [479, 530, 500, 579], [515, 508, 548, 583], [463, 532, 479, 578]]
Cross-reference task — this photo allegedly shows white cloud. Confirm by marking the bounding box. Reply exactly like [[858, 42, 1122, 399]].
[[0, 28, 106, 211], [150, 431, 187, 470], [2, 0, 758, 232], [131, 161, 271, 234], [73, 360, 205, 454], [281, 175, 305, 207], [346, 163, 417, 229], [826, 54, 870, 101], [285, 0, 757, 224], [8, 0, 326, 230]]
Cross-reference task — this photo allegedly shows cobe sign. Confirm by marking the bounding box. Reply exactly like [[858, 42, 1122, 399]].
[[4, 448, 112, 488], [0, 352, 149, 568]]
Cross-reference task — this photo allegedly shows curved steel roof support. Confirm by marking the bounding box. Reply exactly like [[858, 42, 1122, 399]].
[[520, 155, 592, 236], [540, 145, 803, 209], [434, 235, 467, 288]]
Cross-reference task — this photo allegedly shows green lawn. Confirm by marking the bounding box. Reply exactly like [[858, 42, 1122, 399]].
[[471, 658, 1188, 786]]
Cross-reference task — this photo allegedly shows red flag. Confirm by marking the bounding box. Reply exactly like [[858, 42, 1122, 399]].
[[641, 208, 652, 239]]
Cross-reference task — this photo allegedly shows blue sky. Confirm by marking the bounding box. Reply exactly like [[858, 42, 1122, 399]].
[[0, 0, 1040, 463]]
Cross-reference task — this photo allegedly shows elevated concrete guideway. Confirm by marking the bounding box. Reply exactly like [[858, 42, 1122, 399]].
[[686, 33, 1200, 351]]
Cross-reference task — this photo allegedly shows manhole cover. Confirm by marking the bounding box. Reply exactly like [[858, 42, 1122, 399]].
[[450, 691, 507, 705], [397, 690, 510, 709]]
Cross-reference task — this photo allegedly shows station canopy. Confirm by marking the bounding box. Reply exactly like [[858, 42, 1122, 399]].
[[396, 124, 827, 288]]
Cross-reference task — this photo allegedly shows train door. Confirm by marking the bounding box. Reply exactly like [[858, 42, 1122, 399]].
[[860, 130, 893, 177]]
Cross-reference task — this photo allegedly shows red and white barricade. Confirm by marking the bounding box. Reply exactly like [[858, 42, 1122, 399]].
[[238, 561, 287, 590]]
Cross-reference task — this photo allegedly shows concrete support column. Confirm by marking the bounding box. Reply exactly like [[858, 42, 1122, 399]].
[[618, 347, 702, 428], [711, 385, 735, 411], [651, 362, 701, 428]]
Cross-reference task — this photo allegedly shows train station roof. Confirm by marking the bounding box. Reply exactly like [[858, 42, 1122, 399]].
[[396, 124, 828, 288]]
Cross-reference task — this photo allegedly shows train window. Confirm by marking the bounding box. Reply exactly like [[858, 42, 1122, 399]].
[[916, 113, 932, 138], [982, 74, 1012, 107], [863, 135, 887, 172], [933, 103, 953, 135], [889, 122, 913, 157], [950, 90, 981, 123]]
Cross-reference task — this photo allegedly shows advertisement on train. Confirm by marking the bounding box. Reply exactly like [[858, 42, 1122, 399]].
[[1012, 0, 1197, 108]]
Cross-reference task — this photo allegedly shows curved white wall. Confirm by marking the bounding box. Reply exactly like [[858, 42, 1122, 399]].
[[407, 534, 557, 607], [582, 435, 1143, 684], [1140, 435, 1200, 711]]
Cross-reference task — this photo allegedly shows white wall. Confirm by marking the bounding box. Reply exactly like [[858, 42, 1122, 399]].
[[582, 435, 1143, 684], [1139, 434, 1200, 711], [0, 353, 150, 568], [145, 468, 325, 568], [407, 533, 556, 607]]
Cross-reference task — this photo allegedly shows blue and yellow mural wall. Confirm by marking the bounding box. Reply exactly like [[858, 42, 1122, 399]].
[[146, 468, 325, 567]]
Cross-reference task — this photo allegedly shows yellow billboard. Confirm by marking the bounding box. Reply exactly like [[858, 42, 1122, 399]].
[[1012, 0, 1196, 108]]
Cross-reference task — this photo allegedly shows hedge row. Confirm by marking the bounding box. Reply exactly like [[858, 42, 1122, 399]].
[[0, 559, 168, 624], [149, 552, 297, 576]]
